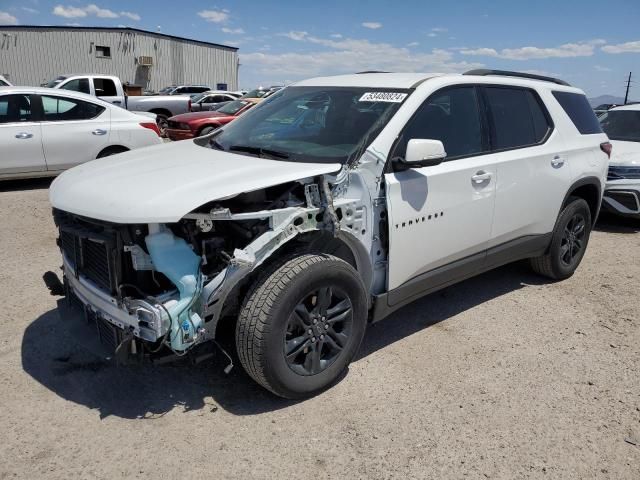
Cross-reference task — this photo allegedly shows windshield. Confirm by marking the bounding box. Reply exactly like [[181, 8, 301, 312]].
[[217, 99, 252, 115], [45, 76, 67, 88], [600, 110, 640, 142], [209, 86, 411, 164]]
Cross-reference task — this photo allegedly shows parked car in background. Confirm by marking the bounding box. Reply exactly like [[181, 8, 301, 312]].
[[189, 91, 241, 111], [49, 70, 608, 398], [0, 75, 12, 87], [0, 86, 162, 180], [166, 98, 259, 140], [47, 74, 192, 135], [241, 86, 283, 99], [594, 103, 619, 116], [599, 104, 640, 218], [160, 85, 212, 95]]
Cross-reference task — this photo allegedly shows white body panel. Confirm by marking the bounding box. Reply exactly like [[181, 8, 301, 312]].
[[0, 122, 45, 174], [603, 139, 640, 217], [49, 141, 341, 223]]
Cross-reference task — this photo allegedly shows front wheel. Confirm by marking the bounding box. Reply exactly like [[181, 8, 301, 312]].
[[530, 197, 592, 280], [236, 254, 367, 399]]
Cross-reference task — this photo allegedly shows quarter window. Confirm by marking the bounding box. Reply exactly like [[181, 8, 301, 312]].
[[395, 86, 485, 160], [41, 95, 105, 121], [484, 87, 551, 150], [0, 94, 32, 123], [552, 91, 602, 135]]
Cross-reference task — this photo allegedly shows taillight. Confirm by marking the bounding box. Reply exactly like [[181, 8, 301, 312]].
[[600, 141, 612, 159], [140, 122, 161, 136]]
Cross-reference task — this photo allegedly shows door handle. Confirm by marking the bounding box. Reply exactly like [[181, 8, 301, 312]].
[[471, 171, 492, 184], [551, 155, 565, 168], [92, 129, 107, 136], [15, 132, 33, 139]]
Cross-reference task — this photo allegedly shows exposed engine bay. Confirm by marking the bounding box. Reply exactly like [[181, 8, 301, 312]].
[[54, 167, 384, 362]]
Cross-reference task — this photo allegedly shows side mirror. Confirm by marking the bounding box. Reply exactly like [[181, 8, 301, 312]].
[[404, 139, 447, 167]]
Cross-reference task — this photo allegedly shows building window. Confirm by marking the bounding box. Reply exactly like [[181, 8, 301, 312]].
[[95, 45, 111, 58]]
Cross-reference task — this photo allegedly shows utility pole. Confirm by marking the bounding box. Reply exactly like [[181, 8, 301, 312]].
[[624, 72, 632, 104]]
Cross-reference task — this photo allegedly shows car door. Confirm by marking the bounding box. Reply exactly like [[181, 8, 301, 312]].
[[384, 86, 497, 291], [481, 86, 572, 249], [37, 93, 111, 171], [0, 93, 46, 175]]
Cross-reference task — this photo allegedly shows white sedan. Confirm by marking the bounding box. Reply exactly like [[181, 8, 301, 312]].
[[1, 86, 163, 181]]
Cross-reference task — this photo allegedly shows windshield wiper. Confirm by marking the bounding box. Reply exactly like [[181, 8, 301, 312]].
[[228, 145, 290, 160]]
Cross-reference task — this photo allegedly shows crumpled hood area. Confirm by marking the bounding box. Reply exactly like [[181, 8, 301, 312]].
[[609, 140, 640, 167], [49, 140, 340, 223]]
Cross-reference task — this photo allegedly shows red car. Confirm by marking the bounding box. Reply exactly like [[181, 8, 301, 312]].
[[166, 98, 260, 140]]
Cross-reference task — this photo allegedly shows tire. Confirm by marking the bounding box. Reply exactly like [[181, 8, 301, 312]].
[[96, 146, 128, 158], [530, 196, 592, 280], [236, 254, 367, 399], [198, 126, 215, 137]]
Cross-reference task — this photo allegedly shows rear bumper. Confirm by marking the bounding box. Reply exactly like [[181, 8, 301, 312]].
[[166, 128, 195, 141], [602, 180, 640, 218]]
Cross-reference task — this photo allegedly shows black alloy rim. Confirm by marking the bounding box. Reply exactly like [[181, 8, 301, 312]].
[[284, 287, 353, 376], [560, 213, 586, 266]]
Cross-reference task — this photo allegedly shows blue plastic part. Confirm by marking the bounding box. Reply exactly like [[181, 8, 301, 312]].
[[145, 226, 203, 351]]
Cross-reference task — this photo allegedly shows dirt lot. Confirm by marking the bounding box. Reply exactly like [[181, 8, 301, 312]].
[[0, 178, 638, 479]]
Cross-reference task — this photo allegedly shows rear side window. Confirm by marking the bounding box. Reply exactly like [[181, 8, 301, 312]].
[[41, 95, 105, 121], [0, 94, 32, 123], [484, 87, 551, 150], [552, 91, 602, 134], [94, 78, 117, 97]]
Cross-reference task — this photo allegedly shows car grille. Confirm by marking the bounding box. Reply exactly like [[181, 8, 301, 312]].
[[605, 190, 639, 211], [608, 165, 640, 180], [60, 229, 116, 293]]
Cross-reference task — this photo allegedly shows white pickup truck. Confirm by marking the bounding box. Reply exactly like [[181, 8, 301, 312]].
[[46, 74, 191, 133]]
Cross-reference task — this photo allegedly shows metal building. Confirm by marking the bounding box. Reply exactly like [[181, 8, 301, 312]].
[[0, 26, 239, 92]]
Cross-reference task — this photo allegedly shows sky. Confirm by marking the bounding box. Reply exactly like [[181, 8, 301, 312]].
[[1, 0, 639, 97]]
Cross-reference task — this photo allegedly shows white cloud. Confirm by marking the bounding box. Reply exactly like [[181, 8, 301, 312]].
[[21, 7, 39, 14], [66, 22, 82, 27], [362, 22, 382, 29], [407, 42, 419, 47], [602, 40, 640, 54], [240, 34, 482, 83], [280, 30, 309, 41], [52, 4, 139, 21], [198, 9, 229, 23], [431, 27, 448, 33], [459, 41, 600, 60], [330, 33, 343, 38], [222, 27, 244, 34], [427, 33, 437, 38], [0, 11, 18, 25], [594, 65, 612, 72], [120, 11, 141, 21]]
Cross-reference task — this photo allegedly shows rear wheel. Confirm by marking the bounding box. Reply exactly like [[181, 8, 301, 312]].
[[530, 197, 592, 280], [96, 146, 128, 158], [236, 254, 367, 398]]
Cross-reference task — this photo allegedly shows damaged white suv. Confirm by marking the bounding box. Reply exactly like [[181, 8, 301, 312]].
[[50, 70, 610, 398]]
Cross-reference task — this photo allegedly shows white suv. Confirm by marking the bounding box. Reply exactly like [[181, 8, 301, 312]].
[[50, 70, 610, 398]]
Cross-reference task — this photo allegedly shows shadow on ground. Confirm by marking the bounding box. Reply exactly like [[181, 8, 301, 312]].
[[0, 177, 53, 193], [22, 262, 547, 419], [595, 212, 640, 234]]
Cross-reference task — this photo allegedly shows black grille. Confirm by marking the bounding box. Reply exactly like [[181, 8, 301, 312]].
[[60, 230, 80, 268], [81, 238, 112, 292], [606, 191, 639, 211], [608, 165, 640, 180], [95, 316, 121, 352]]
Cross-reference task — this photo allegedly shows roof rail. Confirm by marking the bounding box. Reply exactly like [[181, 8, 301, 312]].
[[463, 69, 571, 87]]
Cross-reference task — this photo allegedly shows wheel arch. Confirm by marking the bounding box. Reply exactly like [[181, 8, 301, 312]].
[[96, 145, 129, 158], [562, 176, 602, 226]]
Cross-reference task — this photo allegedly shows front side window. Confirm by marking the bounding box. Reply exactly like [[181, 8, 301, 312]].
[[600, 110, 640, 142], [394, 86, 484, 161], [60, 78, 90, 95], [0, 94, 32, 123], [41, 95, 105, 121], [210, 87, 410, 164], [484, 87, 551, 150], [94, 78, 117, 97]]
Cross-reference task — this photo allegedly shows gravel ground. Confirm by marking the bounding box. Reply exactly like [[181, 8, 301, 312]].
[[0, 178, 638, 479]]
